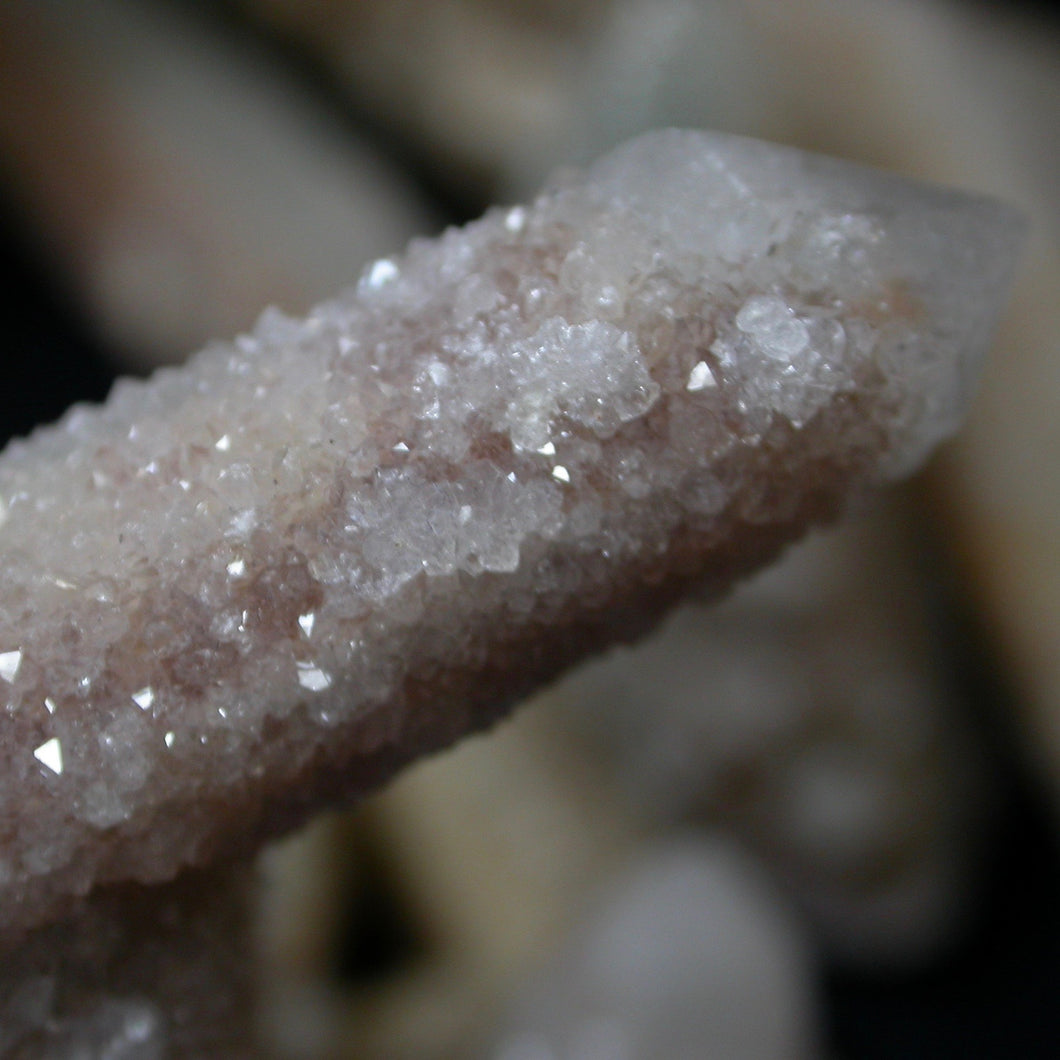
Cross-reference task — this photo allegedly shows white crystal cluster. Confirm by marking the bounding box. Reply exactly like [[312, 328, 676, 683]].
[[0, 130, 1020, 939]]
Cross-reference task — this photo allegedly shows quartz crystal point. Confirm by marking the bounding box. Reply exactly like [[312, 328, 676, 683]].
[[0, 129, 1021, 940]]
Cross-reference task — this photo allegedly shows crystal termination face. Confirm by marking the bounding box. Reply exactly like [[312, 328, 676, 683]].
[[0, 129, 1022, 939]]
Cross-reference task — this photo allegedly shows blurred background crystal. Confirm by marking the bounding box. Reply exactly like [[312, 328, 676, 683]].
[[0, 0, 1057, 1056]]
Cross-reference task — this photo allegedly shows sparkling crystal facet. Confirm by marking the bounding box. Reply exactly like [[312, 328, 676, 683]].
[[0, 130, 1021, 939]]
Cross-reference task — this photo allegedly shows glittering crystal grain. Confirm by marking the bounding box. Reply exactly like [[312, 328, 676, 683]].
[[0, 130, 1021, 939]]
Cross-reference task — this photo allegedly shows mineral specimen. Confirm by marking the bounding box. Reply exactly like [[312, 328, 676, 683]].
[[0, 129, 1021, 942], [486, 837, 820, 1060]]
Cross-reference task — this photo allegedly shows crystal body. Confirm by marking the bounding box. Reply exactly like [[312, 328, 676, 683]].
[[0, 130, 1021, 939]]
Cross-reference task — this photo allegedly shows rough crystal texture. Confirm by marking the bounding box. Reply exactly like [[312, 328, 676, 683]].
[[0, 129, 1021, 939]]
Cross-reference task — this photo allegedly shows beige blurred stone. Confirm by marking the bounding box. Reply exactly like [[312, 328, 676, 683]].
[[555, 498, 991, 963], [483, 836, 822, 1060], [235, 0, 771, 202], [0, 0, 431, 369], [269, 707, 637, 1059]]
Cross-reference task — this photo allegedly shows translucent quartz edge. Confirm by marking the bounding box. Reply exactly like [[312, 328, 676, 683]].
[[587, 130, 1027, 476], [0, 129, 1022, 941]]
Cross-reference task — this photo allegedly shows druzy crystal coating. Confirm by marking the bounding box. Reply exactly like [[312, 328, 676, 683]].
[[0, 130, 1021, 939]]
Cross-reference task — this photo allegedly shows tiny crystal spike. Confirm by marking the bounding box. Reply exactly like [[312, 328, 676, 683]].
[[0, 130, 1022, 939]]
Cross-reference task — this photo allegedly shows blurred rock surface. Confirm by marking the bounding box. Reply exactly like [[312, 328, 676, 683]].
[[0, 0, 432, 370]]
